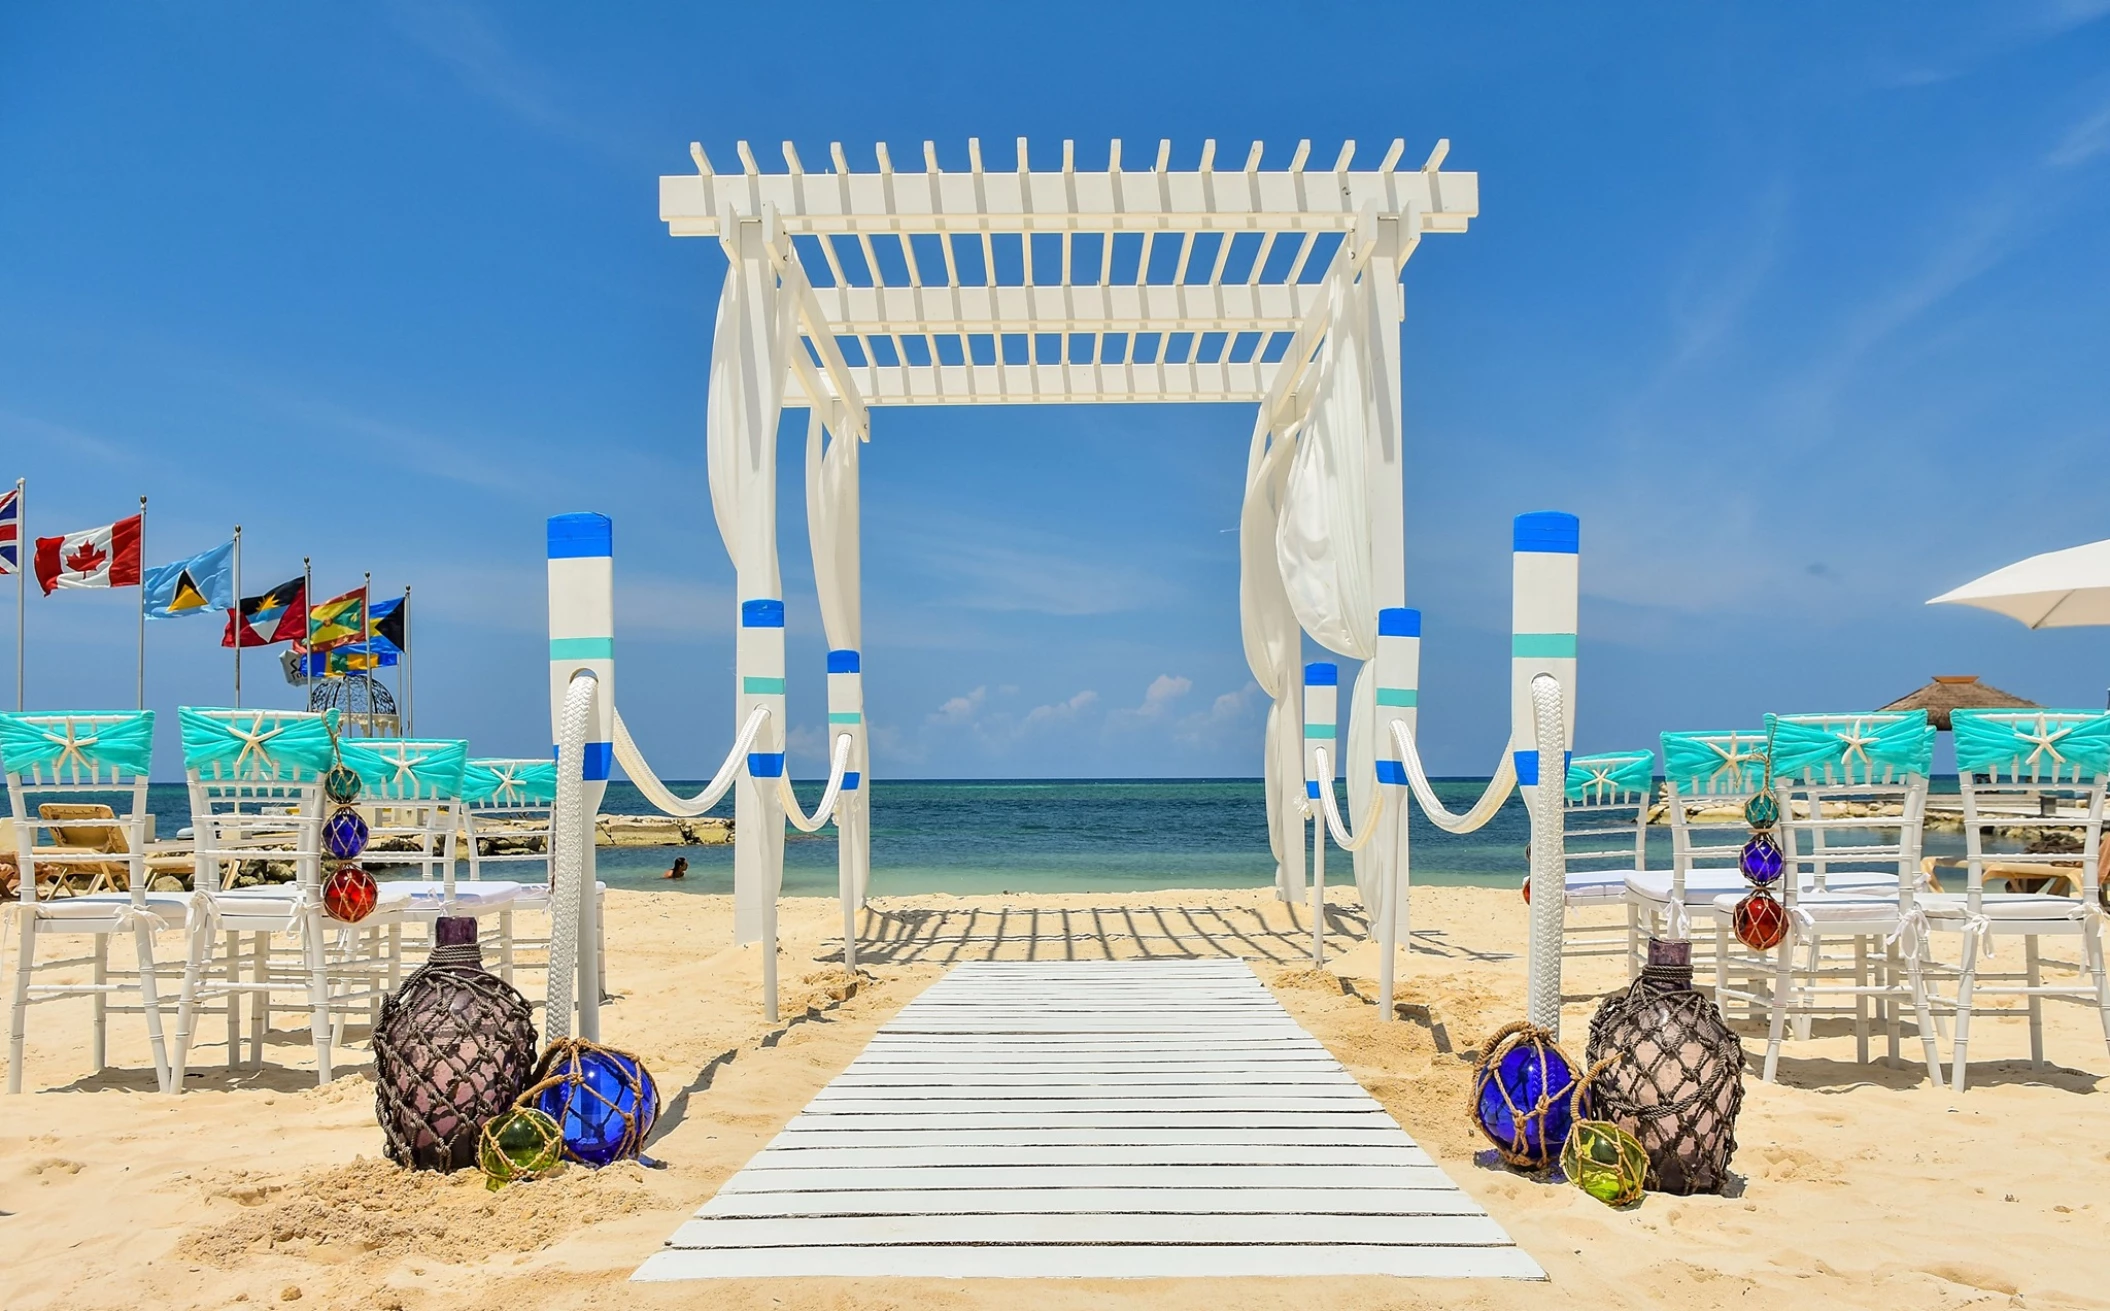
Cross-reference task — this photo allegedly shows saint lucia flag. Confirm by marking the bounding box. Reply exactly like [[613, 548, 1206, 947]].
[[143, 539, 235, 619]]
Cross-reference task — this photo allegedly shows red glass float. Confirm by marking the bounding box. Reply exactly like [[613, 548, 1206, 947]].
[[323, 863, 378, 923], [1732, 888, 1787, 950]]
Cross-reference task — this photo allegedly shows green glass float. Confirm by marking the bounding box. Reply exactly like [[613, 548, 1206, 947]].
[[1562, 1119, 1649, 1207], [323, 762, 363, 806], [1741, 789, 1778, 830], [477, 1106, 565, 1191]]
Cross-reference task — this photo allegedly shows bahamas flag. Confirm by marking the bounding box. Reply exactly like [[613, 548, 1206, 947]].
[[143, 540, 235, 619], [308, 585, 368, 651]]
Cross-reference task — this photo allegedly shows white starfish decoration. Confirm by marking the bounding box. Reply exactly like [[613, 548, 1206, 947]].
[[1705, 733, 1761, 787], [1836, 719, 1878, 774], [229, 713, 287, 775], [40, 720, 102, 776], [2016, 713, 2073, 774]]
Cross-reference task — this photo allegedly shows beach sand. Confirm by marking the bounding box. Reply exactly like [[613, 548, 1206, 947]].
[[3, 884, 2107, 1310]]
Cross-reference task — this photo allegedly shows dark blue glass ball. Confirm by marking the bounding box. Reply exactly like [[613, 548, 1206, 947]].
[[1472, 1036, 1577, 1166], [1739, 833, 1784, 885], [533, 1048, 660, 1167], [323, 806, 369, 861]]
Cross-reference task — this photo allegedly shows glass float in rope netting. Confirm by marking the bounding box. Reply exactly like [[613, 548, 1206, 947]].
[[323, 806, 370, 861], [529, 1039, 660, 1167], [1733, 888, 1788, 950], [322, 863, 378, 923], [323, 762, 363, 806], [1470, 1022, 1580, 1170], [1562, 1119, 1650, 1207], [1742, 790, 1779, 830], [1738, 832, 1783, 886], [478, 1107, 565, 1191]]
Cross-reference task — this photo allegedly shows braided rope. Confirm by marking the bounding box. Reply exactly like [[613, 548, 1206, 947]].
[[1389, 719, 1517, 834], [611, 703, 767, 819], [546, 673, 597, 1044], [1527, 674, 1568, 1034], [780, 732, 855, 834], [1308, 745, 1385, 852]]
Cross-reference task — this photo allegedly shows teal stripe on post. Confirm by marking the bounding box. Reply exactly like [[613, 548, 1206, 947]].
[[742, 676, 786, 695], [1376, 687, 1417, 707], [1303, 724, 1337, 740], [1512, 633, 1577, 659], [549, 636, 614, 661], [828, 711, 861, 724]]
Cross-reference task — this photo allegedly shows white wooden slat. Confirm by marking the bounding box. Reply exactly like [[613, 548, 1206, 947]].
[[764, 1127, 1418, 1150], [667, 1212, 1511, 1250], [801, 1096, 1370, 1114], [637, 1245, 1545, 1282], [717, 1163, 1460, 1193], [827, 1070, 1357, 1087], [698, 1185, 1484, 1219], [740, 1144, 1430, 1169], [781, 1111, 1399, 1132]]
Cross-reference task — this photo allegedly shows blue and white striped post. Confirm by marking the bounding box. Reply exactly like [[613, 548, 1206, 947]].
[[547, 512, 613, 1041], [1374, 608, 1421, 1016], [1510, 511, 1579, 1033], [737, 597, 789, 1021], [827, 648, 866, 969], [1303, 661, 1339, 966]]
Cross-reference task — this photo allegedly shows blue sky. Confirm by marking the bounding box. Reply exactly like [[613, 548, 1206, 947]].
[[2, 2, 2108, 779]]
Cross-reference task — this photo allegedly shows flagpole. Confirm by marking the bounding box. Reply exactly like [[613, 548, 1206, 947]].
[[14, 477, 24, 711], [402, 584, 412, 736], [362, 570, 373, 737], [136, 495, 146, 712], [231, 525, 243, 709], [302, 556, 313, 713]]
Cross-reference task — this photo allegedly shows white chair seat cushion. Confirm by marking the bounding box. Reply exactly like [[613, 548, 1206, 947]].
[[509, 880, 604, 907], [31, 892, 188, 929], [1561, 869, 1636, 904], [1920, 893, 2091, 925], [376, 880, 528, 912], [1626, 868, 1745, 905]]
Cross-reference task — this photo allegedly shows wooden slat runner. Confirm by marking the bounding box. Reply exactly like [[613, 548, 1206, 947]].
[[634, 959, 1541, 1281]]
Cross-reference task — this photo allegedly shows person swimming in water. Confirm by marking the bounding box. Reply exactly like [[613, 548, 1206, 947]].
[[664, 856, 689, 880]]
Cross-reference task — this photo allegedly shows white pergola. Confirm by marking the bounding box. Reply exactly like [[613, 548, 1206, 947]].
[[620, 137, 1575, 1028]]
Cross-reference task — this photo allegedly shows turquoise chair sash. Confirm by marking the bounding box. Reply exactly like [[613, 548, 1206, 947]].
[[1565, 750, 1654, 801], [461, 758, 558, 806], [179, 707, 337, 781], [1660, 729, 1769, 795], [1766, 711, 1933, 783], [1953, 709, 2110, 783], [0, 710, 156, 778], [338, 738, 469, 800]]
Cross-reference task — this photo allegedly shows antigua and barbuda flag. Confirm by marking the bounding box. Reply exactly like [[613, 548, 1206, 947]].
[[222, 575, 307, 648], [34, 514, 142, 595], [143, 539, 235, 619], [0, 487, 19, 576]]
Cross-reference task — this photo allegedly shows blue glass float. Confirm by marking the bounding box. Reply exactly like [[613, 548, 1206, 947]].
[[530, 1040, 660, 1167], [323, 805, 370, 861], [1471, 1023, 1579, 1169], [1738, 833, 1783, 885]]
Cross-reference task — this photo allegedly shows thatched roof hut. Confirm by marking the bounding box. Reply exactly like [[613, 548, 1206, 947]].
[[1880, 675, 2038, 731]]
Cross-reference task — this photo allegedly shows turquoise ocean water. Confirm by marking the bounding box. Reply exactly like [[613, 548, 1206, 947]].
[[100, 778, 1969, 899]]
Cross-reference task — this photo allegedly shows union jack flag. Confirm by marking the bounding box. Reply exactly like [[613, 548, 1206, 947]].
[[0, 485, 18, 576]]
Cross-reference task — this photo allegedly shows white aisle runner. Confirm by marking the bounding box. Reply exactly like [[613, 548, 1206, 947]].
[[634, 959, 1542, 1280]]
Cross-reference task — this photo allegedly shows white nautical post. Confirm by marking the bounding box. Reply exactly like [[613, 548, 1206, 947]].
[[827, 648, 865, 971], [1303, 661, 1339, 965], [738, 598, 789, 1022], [547, 512, 614, 1042], [1511, 512, 1579, 1034], [1373, 607, 1421, 1018]]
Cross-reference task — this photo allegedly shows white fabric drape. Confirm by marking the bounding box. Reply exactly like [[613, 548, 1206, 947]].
[[1239, 413, 1306, 903], [708, 245, 796, 945], [805, 412, 869, 906]]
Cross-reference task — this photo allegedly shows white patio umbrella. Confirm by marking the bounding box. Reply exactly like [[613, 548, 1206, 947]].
[[1928, 537, 2110, 629]]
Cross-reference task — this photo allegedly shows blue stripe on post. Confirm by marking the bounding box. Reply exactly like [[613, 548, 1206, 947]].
[[1512, 512, 1580, 554], [841, 771, 862, 791], [547, 513, 613, 558], [553, 742, 614, 780], [1378, 607, 1421, 638], [741, 599, 786, 628], [1304, 662, 1339, 686], [1375, 760, 1408, 785], [1306, 780, 1322, 799], [1513, 749, 1574, 786], [826, 649, 861, 673], [747, 752, 786, 778]]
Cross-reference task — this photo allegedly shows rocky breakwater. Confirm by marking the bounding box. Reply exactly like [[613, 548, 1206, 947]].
[[594, 815, 734, 847]]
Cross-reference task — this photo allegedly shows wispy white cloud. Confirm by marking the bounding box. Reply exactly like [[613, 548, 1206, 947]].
[[1174, 681, 1263, 745], [1023, 688, 1098, 729], [928, 685, 988, 726], [1110, 673, 1192, 727], [385, 1, 633, 160], [2048, 95, 2110, 166]]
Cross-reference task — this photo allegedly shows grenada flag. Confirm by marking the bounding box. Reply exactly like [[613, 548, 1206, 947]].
[[34, 515, 142, 595]]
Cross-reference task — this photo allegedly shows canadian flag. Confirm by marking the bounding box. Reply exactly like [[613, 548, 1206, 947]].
[[35, 514, 142, 595]]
